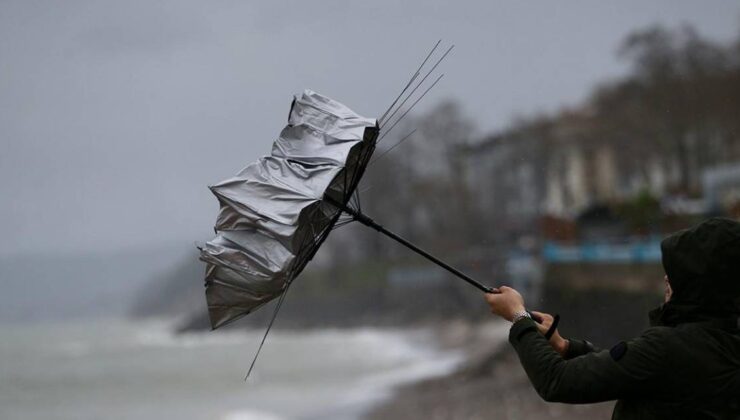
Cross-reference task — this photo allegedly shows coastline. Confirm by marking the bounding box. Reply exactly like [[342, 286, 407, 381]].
[[0, 318, 477, 420]]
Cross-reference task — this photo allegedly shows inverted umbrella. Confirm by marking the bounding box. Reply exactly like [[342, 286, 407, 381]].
[[200, 89, 493, 331], [199, 42, 508, 377]]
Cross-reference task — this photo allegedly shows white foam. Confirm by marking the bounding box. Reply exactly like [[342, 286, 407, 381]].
[[4, 319, 505, 420], [334, 344, 465, 416], [59, 340, 92, 357], [221, 409, 285, 420]]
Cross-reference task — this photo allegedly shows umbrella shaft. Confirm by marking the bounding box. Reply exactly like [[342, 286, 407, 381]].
[[326, 197, 495, 294]]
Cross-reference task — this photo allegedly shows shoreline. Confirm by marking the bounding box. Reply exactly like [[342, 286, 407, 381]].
[[0, 319, 478, 420]]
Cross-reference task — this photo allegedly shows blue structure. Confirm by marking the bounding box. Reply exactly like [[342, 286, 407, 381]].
[[542, 238, 662, 263]]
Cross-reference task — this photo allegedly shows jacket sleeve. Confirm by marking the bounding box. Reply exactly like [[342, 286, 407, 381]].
[[564, 338, 598, 360], [509, 318, 671, 404]]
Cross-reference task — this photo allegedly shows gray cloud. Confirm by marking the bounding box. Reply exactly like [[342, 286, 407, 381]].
[[1, 0, 738, 257], [73, 1, 213, 56]]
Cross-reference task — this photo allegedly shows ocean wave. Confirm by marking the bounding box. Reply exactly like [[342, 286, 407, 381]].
[[221, 409, 285, 420], [329, 346, 465, 417], [8, 319, 483, 420]]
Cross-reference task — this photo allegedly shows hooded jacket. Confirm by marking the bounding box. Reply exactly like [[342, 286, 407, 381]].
[[509, 217, 740, 419]]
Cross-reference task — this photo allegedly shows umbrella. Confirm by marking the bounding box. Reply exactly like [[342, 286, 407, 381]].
[[200, 90, 493, 329], [199, 42, 498, 377]]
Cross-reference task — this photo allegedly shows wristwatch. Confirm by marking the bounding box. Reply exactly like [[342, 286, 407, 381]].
[[511, 310, 532, 324]]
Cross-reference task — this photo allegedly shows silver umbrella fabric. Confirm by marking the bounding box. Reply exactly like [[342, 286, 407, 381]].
[[200, 90, 379, 329]]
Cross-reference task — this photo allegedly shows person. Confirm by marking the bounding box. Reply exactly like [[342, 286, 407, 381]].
[[484, 217, 740, 419]]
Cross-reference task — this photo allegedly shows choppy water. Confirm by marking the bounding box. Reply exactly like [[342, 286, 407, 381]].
[[0, 319, 463, 420]]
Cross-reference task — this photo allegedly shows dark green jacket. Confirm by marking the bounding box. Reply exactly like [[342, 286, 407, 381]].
[[511, 218, 740, 419], [510, 316, 740, 419]]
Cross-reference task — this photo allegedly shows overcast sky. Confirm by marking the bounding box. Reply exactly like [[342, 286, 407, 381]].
[[2, 0, 739, 257]]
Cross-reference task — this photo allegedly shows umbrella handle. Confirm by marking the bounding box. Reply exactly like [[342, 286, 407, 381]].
[[325, 196, 497, 294]]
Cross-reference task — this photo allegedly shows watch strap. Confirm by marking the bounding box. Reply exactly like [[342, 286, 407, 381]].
[[511, 310, 532, 324]]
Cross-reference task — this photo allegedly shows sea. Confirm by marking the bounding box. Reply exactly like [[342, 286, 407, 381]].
[[0, 319, 463, 420]]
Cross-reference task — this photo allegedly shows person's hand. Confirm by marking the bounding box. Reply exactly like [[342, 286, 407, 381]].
[[531, 310, 569, 357], [484, 286, 525, 322]]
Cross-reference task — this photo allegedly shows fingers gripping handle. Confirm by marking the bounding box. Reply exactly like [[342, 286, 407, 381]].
[[544, 314, 560, 339], [528, 312, 560, 339]]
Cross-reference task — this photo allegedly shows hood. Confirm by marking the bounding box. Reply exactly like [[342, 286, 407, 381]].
[[653, 217, 740, 326]]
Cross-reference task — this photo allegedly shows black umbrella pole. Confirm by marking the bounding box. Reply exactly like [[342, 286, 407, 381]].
[[327, 198, 496, 294]]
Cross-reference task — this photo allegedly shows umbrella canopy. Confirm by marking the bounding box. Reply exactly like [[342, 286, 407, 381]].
[[200, 90, 378, 329]]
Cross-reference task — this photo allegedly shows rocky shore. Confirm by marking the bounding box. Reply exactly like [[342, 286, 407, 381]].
[[365, 320, 615, 420]]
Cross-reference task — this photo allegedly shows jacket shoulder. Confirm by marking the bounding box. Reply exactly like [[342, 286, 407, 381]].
[[632, 326, 676, 352], [640, 326, 675, 339], [611, 327, 676, 372], [626, 326, 675, 350]]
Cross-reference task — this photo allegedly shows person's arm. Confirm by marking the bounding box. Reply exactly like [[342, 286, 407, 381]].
[[509, 317, 671, 403], [485, 287, 671, 404]]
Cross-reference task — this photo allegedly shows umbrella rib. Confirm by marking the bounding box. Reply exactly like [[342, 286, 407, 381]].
[[350, 193, 359, 212], [380, 74, 418, 128], [358, 185, 374, 196], [379, 39, 441, 126], [369, 129, 417, 166], [343, 127, 378, 214], [378, 73, 445, 143], [332, 219, 354, 230], [350, 143, 374, 212], [245, 282, 292, 380], [343, 165, 349, 199], [379, 45, 454, 138]]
